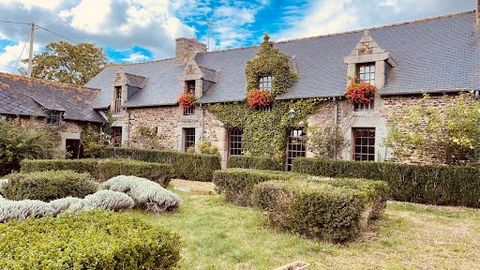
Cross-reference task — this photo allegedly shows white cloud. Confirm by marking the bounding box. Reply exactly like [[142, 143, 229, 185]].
[[274, 0, 358, 41], [121, 52, 150, 63], [0, 42, 40, 73], [59, 0, 112, 34], [0, 0, 63, 10]]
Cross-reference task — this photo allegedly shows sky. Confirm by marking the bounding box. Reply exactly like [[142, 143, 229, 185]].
[[0, 0, 476, 73]]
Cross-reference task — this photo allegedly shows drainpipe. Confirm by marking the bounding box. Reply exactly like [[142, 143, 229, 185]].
[[127, 110, 131, 147], [332, 97, 339, 159], [200, 103, 205, 141]]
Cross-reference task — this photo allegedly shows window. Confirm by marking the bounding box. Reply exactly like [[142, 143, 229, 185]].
[[183, 128, 195, 151], [114, 86, 122, 113], [258, 75, 272, 91], [112, 127, 122, 147], [286, 127, 306, 171], [46, 110, 62, 126], [228, 128, 243, 156], [184, 81, 196, 115], [354, 63, 376, 111], [66, 139, 83, 159], [353, 128, 375, 161]]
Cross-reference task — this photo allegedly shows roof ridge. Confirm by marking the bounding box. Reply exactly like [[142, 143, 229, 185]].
[[195, 10, 475, 56], [124, 72, 147, 79], [107, 56, 175, 67], [0, 72, 101, 92]]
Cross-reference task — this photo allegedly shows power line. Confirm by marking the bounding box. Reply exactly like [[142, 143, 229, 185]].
[[14, 26, 31, 73], [36, 25, 78, 44], [0, 20, 30, 25]]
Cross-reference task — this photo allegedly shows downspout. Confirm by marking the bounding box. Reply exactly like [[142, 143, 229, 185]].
[[200, 103, 205, 141], [333, 97, 339, 159]]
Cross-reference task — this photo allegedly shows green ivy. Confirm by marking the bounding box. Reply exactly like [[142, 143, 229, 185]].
[[206, 99, 326, 164], [245, 34, 298, 97]]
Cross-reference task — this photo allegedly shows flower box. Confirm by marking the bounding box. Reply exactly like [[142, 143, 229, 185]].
[[177, 93, 196, 108], [345, 78, 376, 105], [247, 89, 272, 109]]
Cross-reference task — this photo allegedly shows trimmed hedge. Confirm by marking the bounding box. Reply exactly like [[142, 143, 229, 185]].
[[212, 168, 303, 206], [101, 147, 221, 182], [227, 156, 282, 171], [0, 211, 181, 269], [4, 170, 97, 202], [252, 180, 369, 243], [293, 158, 480, 207], [21, 159, 174, 186]]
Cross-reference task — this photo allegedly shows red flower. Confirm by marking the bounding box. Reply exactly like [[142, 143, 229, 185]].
[[177, 93, 196, 108], [247, 89, 272, 109], [345, 79, 376, 104]]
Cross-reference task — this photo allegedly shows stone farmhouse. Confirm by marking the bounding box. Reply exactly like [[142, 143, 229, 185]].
[[1, 7, 480, 169]]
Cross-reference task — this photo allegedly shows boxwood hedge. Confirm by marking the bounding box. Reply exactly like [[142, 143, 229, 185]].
[[21, 159, 174, 186], [227, 156, 282, 171], [101, 147, 221, 182], [0, 211, 181, 269], [212, 168, 303, 206], [252, 180, 369, 243], [4, 170, 97, 202], [293, 158, 480, 207]]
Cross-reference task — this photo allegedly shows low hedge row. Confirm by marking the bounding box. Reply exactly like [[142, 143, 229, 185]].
[[252, 180, 376, 243], [293, 158, 480, 207], [101, 147, 221, 182], [21, 159, 174, 186], [212, 168, 303, 206], [227, 156, 282, 171], [0, 211, 181, 269], [4, 170, 97, 202]]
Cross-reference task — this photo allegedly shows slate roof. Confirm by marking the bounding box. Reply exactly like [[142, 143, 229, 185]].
[[86, 11, 480, 107], [125, 73, 147, 88], [0, 73, 105, 123]]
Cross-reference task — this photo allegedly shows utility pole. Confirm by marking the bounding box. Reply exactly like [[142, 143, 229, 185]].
[[27, 22, 35, 78]]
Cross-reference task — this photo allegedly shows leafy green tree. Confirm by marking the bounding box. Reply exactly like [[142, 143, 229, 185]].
[[25, 41, 107, 85], [0, 118, 61, 175], [385, 92, 480, 165], [80, 125, 110, 158], [131, 125, 164, 150], [307, 123, 344, 159]]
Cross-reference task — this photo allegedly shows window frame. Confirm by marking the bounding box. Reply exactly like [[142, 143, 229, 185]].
[[183, 81, 196, 115], [285, 127, 307, 171], [114, 86, 122, 114], [354, 63, 376, 111], [352, 128, 375, 161], [45, 110, 62, 126], [111, 126, 122, 147], [183, 128, 196, 152], [258, 75, 273, 91], [228, 127, 243, 157]]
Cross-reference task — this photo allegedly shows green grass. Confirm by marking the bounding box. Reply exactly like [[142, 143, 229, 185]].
[[127, 192, 480, 269]]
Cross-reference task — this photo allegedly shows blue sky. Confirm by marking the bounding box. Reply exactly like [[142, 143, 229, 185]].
[[0, 0, 476, 73]]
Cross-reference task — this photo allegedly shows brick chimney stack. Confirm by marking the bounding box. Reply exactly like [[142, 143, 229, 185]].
[[175, 38, 207, 66]]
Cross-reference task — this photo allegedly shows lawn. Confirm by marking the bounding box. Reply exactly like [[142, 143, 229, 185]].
[[128, 192, 480, 269]]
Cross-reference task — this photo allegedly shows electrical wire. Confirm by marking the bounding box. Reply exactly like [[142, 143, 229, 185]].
[[0, 20, 31, 25], [36, 25, 78, 44], [14, 27, 31, 73]]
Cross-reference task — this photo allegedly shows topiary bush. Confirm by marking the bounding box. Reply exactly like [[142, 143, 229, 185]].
[[252, 180, 369, 243], [0, 196, 55, 223], [0, 211, 181, 269], [4, 170, 97, 202], [102, 176, 181, 213], [293, 158, 480, 207], [21, 159, 174, 186], [227, 156, 282, 171], [101, 147, 221, 182], [212, 168, 303, 206]]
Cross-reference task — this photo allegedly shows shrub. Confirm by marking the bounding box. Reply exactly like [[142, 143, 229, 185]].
[[0, 211, 181, 269], [0, 118, 62, 175], [293, 158, 480, 207], [102, 176, 181, 213], [21, 159, 174, 186], [198, 141, 219, 155], [0, 197, 55, 223], [49, 197, 83, 215], [74, 190, 135, 212], [227, 156, 282, 171], [252, 180, 368, 243], [4, 170, 97, 202], [21, 159, 98, 175], [0, 178, 8, 196], [212, 168, 303, 206], [101, 147, 221, 182], [95, 159, 174, 186]]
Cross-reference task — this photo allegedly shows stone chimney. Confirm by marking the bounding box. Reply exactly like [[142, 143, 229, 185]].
[[175, 38, 207, 66], [477, 0, 480, 25]]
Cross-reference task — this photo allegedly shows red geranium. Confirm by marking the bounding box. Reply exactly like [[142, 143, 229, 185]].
[[247, 89, 272, 109], [177, 93, 196, 108], [345, 78, 376, 104]]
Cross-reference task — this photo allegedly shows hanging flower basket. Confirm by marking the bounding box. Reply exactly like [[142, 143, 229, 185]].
[[177, 93, 196, 108], [247, 89, 272, 109], [345, 78, 376, 104]]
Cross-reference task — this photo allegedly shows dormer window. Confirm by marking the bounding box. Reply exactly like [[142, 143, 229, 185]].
[[184, 80, 196, 115], [114, 86, 122, 114], [258, 75, 272, 91], [354, 63, 375, 111], [46, 110, 62, 126]]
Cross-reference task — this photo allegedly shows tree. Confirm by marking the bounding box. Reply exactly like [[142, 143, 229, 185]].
[[307, 123, 344, 159], [131, 125, 164, 150], [24, 41, 107, 85], [384, 93, 480, 165], [0, 118, 62, 175]]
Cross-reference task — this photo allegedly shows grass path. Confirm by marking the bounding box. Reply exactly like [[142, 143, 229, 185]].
[[128, 193, 480, 269]]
